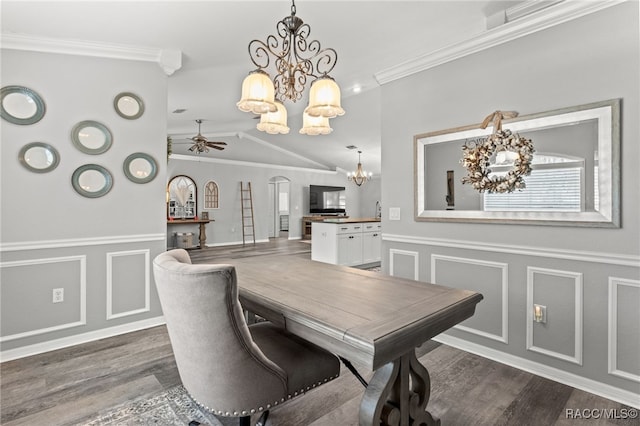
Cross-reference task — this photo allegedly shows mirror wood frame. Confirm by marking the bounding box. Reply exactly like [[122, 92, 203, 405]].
[[414, 99, 621, 227]]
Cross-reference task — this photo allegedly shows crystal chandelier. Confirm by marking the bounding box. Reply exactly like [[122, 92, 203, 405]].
[[347, 151, 372, 186], [236, 0, 344, 134]]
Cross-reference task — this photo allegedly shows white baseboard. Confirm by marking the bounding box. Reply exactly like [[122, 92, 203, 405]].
[[0, 316, 165, 363], [433, 333, 640, 409]]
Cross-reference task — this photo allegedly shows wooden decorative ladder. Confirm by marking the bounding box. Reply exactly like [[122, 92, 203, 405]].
[[240, 182, 256, 246]]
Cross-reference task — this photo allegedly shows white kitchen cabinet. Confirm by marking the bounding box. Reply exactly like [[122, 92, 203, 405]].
[[311, 220, 381, 266], [361, 222, 382, 265]]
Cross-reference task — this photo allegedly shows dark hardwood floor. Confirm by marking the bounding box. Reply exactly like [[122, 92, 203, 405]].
[[1, 239, 637, 425]]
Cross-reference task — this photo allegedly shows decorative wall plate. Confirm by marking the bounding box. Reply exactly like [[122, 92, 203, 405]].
[[1, 85, 46, 125], [71, 120, 113, 154], [19, 142, 60, 173], [123, 152, 158, 183], [72, 164, 113, 198], [114, 92, 144, 119]]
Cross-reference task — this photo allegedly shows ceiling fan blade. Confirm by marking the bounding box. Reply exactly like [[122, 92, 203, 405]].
[[209, 145, 225, 151], [206, 141, 227, 146]]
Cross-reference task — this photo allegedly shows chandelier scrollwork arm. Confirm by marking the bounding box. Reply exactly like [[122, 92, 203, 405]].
[[237, 0, 344, 133], [246, 6, 338, 103]]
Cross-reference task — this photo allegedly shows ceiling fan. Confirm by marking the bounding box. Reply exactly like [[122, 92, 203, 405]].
[[177, 119, 227, 154]]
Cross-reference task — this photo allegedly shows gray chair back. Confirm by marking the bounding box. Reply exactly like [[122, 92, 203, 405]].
[[153, 249, 288, 415]]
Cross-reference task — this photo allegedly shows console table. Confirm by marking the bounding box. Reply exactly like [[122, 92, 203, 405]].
[[167, 219, 212, 249]]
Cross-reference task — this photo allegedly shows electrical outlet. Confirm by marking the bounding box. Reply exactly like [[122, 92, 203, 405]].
[[52, 288, 64, 303], [533, 304, 547, 323]]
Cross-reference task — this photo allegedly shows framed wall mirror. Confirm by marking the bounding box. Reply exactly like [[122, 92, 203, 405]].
[[71, 120, 113, 155], [123, 152, 157, 184], [167, 175, 197, 219], [19, 142, 60, 173], [72, 164, 113, 198], [114, 92, 144, 120], [1, 85, 46, 125], [414, 99, 620, 227]]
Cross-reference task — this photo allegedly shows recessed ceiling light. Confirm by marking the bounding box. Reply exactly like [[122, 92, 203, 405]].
[[172, 108, 187, 114], [352, 85, 362, 94]]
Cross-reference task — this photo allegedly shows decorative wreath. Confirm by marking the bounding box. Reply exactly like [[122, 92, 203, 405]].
[[461, 111, 535, 194]]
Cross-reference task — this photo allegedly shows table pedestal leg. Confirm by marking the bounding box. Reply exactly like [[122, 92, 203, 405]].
[[359, 350, 440, 426]]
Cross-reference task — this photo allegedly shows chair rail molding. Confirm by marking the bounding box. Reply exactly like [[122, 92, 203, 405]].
[[382, 234, 640, 268], [0, 233, 166, 252], [0, 33, 182, 75]]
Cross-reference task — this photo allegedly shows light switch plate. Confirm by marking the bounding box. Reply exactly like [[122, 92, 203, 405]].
[[389, 207, 401, 221]]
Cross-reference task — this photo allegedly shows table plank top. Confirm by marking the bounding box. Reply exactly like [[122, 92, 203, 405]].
[[224, 254, 483, 370]]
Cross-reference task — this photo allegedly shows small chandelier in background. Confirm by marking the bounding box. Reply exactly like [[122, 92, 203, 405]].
[[236, 0, 345, 134], [348, 151, 372, 186]]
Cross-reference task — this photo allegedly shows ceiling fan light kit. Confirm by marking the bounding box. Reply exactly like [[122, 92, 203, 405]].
[[236, 0, 344, 135]]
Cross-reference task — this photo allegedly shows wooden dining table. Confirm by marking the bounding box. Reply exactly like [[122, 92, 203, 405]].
[[225, 253, 483, 426]]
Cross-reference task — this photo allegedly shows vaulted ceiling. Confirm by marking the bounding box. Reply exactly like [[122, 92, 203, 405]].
[[2, 1, 535, 174]]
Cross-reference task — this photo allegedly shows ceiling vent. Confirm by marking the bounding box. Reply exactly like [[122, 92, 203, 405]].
[[346, 145, 358, 150]]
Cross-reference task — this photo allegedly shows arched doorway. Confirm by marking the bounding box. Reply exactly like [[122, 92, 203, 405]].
[[268, 176, 291, 239]]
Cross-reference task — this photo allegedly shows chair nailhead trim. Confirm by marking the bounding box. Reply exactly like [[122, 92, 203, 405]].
[[184, 374, 339, 418]]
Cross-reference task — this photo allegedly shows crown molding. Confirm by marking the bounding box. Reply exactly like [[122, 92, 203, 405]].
[[0, 33, 182, 75], [170, 154, 337, 174], [374, 0, 626, 85]]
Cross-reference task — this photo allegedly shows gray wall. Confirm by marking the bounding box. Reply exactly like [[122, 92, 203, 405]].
[[1, 49, 168, 357], [381, 3, 639, 400]]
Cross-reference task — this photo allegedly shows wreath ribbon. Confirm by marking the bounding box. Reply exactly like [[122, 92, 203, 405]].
[[480, 110, 519, 132]]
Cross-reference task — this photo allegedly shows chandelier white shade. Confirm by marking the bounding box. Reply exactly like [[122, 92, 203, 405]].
[[299, 112, 333, 135], [257, 101, 290, 134], [347, 151, 372, 186], [236, 70, 277, 114], [305, 77, 345, 118]]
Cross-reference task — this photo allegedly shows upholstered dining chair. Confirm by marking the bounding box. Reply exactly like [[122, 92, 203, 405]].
[[153, 249, 340, 426]]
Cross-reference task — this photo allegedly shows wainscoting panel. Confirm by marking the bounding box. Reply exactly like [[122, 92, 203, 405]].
[[432, 255, 509, 343], [0, 256, 87, 342], [608, 277, 640, 382], [526, 267, 583, 365], [106, 250, 151, 320], [389, 248, 419, 280]]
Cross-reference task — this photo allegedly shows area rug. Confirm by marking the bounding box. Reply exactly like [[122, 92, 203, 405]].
[[84, 385, 232, 426]]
